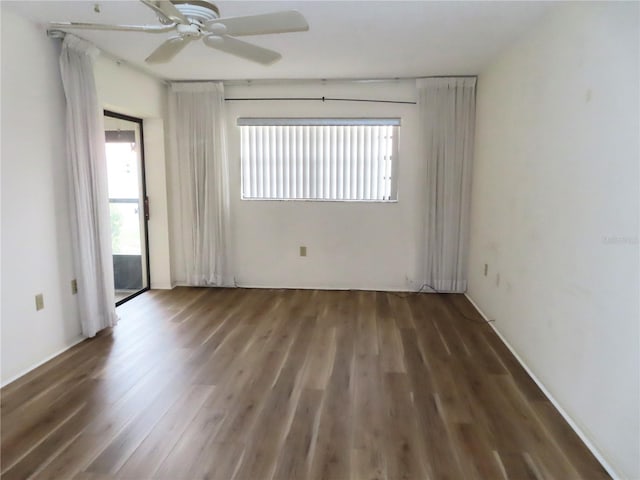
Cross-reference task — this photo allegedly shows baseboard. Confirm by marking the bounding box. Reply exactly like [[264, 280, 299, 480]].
[[463, 293, 619, 480], [233, 282, 418, 292], [1, 335, 86, 389], [150, 282, 173, 290], [170, 280, 422, 292]]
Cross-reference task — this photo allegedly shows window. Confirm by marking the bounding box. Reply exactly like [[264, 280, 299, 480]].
[[239, 118, 399, 201]]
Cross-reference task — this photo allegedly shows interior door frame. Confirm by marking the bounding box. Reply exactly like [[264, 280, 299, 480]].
[[104, 109, 151, 306]]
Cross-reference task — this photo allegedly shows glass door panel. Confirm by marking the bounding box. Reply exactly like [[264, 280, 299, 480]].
[[104, 112, 149, 305]]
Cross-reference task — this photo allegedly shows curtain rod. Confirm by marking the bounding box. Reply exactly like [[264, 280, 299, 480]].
[[172, 75, 477, 86], [224, 96, 416, 105]]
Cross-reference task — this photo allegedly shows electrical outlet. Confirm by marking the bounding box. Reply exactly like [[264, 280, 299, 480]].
[[71, 279, 78, 294], [299, 246, 307, 257], [35, 294, 44, 311], [484, 264, 488, 276]]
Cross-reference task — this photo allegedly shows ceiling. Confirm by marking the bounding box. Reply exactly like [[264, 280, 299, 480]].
[[5, 1, 551, 81]]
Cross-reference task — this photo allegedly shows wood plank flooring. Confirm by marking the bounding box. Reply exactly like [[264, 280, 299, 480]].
[[1, 287, 610, 480]]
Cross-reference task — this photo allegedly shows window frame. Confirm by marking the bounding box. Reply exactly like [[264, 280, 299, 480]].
[[238, 118, 400, 203]]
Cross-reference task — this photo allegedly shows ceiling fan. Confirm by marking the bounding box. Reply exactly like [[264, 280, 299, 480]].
[[49, 0, 309, 65]]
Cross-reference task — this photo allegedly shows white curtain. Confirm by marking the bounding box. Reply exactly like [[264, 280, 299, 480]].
[[168, 82, 233, 286], [59, 36, 118, 336], [418, 77, 476, 293]]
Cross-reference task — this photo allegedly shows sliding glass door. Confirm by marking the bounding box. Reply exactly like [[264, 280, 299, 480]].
[[104, 111, 150, 305]]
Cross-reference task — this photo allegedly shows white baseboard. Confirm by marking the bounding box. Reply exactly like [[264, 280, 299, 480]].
[[463, 293, 619, 480], [1, 335, 86, 389], [171, 281, 420, 292], [233, 282, 418, 292]]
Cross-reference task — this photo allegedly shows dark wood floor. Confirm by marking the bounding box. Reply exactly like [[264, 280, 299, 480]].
[[1, 287, 609, 480]]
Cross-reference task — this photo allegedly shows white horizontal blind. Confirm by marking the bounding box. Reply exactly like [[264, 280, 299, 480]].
[[240, 119, 399, 201]]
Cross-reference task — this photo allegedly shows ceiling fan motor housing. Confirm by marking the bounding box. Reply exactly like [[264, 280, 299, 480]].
[[165, 0, 220, 25]]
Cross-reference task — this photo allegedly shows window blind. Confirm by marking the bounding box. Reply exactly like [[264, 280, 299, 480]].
[[239, 119, 399, 201]]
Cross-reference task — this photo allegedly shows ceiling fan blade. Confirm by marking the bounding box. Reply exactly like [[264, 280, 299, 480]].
[[145, 36, 192, 63], [205, 10, 308, 36], [203, 35, 281, 65], [49, 21, 175, 33], [141, 0, 189, 24]]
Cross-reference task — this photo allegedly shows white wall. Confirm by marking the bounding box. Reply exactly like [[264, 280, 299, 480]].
[[468, 3, 639, 478], [0, 8, 172, 384], [94, 56, 172, 289], [1, 7, 81, 384], [169, 81, 425, 290]]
